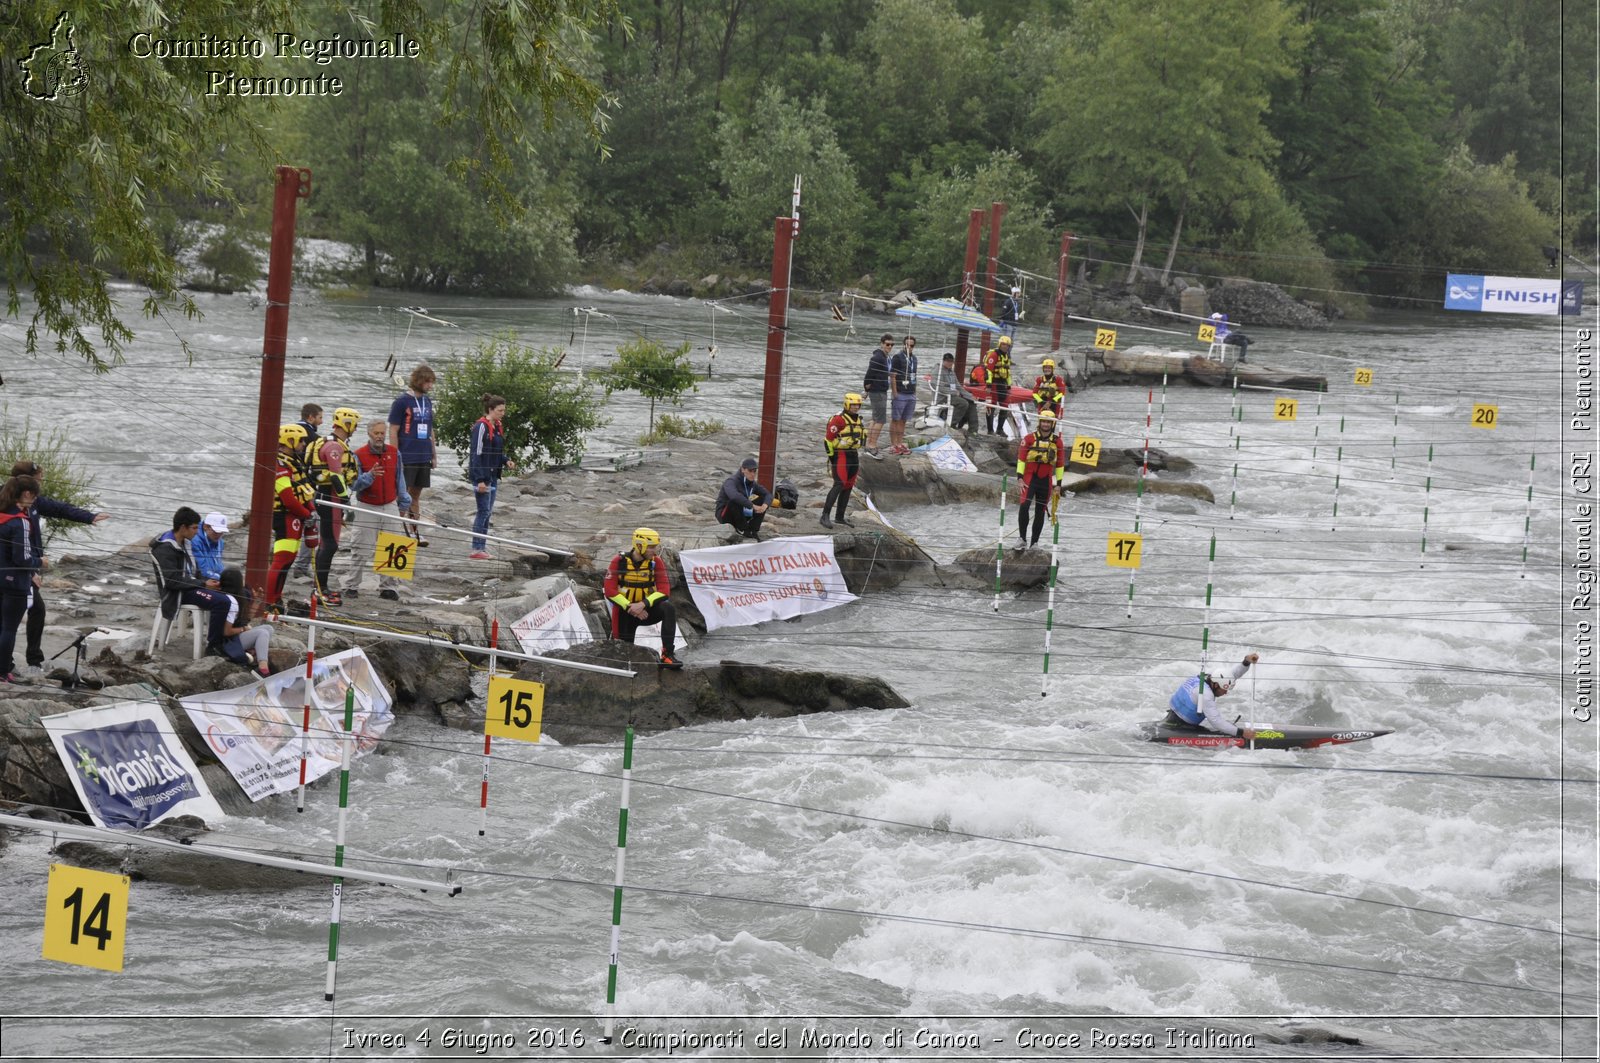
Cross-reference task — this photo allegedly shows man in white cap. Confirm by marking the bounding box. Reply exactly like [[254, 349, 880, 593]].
[[191, 512, 229, 589], [1165, 653, 1260, 740], [997, 285, 1022, 339]]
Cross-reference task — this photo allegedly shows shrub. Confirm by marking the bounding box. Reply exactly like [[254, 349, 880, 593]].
[[434, 336, 605, 472], [0, 406, 100, 547], [638, 414, 724, 446], [594, 336, 698, 433]]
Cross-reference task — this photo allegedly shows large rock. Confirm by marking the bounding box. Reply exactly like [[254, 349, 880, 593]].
[[482, 640, 911, 745], [946, 546, 1060, 591], [1211, 278, 1331, 329]]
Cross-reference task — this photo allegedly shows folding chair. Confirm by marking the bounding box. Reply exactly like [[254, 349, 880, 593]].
[[147, 551, 203, 660]]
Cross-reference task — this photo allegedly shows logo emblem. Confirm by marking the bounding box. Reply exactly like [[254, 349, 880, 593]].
[[22, 12, 88, 101]]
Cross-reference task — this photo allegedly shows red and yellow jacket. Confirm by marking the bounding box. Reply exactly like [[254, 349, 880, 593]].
[[1016, 429, 1066, 483]]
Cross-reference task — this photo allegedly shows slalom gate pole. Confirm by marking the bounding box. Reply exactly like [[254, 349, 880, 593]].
[[1391, 390, 1401, 474], [1230, 376, 1241, 432], [1420, 442, 1434, 563], [1310, 385, 1325, 469], [297, 595, 318, 813], [1199, 531, 1218, 677], [479, 618, 498, 836], [600, 725, 635, 1045], [1042, 495, 1062, 696], [1228, 433, 1242, 521], [993, 474, 1008, 613], [1159, 373, 1169, 438], [1127, 388, 1152, 617], [1330, 408, 1346, 529], [1520, 452, 1535, 578], [324, 686, 355, 1001]]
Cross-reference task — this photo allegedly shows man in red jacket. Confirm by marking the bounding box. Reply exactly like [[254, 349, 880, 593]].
[[340, 421, 412, 602]]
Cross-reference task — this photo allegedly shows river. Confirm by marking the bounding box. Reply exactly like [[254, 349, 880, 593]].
[[0, 285, 1593, 1060]]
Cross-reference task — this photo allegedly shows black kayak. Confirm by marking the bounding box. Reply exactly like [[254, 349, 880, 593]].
[[1147, 721, 1394, 750]]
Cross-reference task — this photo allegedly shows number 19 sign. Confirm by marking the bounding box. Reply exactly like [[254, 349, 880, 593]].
[[485, 675, 544, 743]]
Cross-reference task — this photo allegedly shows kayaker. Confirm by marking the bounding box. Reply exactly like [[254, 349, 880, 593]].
[[1166, 653, 1260, 740]]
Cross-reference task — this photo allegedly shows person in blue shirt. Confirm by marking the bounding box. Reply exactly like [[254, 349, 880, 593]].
[[387, 364, 437, 546], [715, 457, 772, 540], [1166, 653, 1259, 740], [467, 393, 515, 559], [190, 512, 229, 585]]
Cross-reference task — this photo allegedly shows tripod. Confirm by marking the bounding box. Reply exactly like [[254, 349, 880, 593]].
[[50, 629, 101, 690]]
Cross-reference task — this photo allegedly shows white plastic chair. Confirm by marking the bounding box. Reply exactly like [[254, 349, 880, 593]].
[[147, 552, 203, 660]]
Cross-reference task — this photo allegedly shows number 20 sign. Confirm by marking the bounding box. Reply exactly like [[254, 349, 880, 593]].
[[485, 675, 544, 743]]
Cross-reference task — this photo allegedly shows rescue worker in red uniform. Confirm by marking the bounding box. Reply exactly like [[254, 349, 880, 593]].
[[1015, 410, 1066, 551], [821, 392, 866, 529], [604, 527, 684, 669], [983, 335, 1014, 434], [1031, 358, 1073, 418], [266, 423, 316, 613], [309, 407, 361, 607]]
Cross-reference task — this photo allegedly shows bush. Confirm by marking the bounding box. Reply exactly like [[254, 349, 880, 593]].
[[434, 337, 605, 472], [594, 336, 698, 433], [638, 414, 724, 446], [0, 406, 100, 547]]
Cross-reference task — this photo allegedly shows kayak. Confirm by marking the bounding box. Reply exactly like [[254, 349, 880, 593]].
[[965, 383, 1037, 407], [1146, 721, 1393, 750]]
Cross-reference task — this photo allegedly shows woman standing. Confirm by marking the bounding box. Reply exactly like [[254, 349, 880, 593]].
[[218, 567, 273, 678], [0, 474, 43, 684], [387, 364, 437, 546], [468, 393, 515, 559]]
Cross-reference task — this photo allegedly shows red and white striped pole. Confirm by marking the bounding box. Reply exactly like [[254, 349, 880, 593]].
[[479, 618, 498, 836], [296, 594, 318, 812]]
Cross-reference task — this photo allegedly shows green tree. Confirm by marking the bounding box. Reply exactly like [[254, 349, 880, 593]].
[[2, 0, 620, 370], [715, 85, 867, 283], [595, 337, 698, 432], [0, 407, 100, 547], [1034, 0, 1299, 283], [435, 338, 605, 471]]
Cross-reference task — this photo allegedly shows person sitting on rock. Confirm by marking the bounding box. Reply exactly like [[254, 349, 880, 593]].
[[935, 353, 979, 432], [604, 527, 684, 670], [716, 457, 772, 541], [1031, 358, 1074, 418], [1015, 410, 1065, 551]]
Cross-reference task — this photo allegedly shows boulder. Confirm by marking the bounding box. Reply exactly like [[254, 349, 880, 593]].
[[946, 546, 1059, 591], [1211, 278, 1330, 329], [499, 640, 910, 745]]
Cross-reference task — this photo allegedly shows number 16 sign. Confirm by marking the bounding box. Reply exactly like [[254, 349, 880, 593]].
[[373, 531, 418, 580]]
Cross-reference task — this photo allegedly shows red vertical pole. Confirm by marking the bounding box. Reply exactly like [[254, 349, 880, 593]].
[[1050, 231, 1074, 353], [757, 181, 801, 496], [954, 208, 984, 380], [246, 166, 312, 596], [978, 202, 1007, 357]]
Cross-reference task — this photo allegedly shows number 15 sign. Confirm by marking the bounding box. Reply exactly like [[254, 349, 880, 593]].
[[485, 675, 545, 743]]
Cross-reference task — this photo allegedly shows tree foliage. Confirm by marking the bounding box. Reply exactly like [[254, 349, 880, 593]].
[[0, 407, 100, 546], [1, 0, 620, 367], [435, 337, 605, 471], [595, 337, 699, 431]]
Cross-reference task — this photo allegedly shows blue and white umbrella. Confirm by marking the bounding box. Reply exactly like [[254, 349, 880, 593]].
[[894, 297, 999, 332]]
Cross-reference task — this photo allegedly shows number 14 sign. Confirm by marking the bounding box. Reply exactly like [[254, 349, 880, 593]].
[[44, 864, 128, 971]]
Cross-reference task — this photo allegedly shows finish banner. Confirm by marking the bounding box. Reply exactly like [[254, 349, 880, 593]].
[[679, 535, 857, 631], [1444, 274, 1583, 315], [178, 648, 394, 802], [42, 702, 225, 830]]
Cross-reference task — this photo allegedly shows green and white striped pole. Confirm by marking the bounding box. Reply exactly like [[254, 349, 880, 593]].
[[1520, 452, 1536, 578], [1158, 372, 1169, 438], [1199, 532, 1218, 678], [599, 725, 635, 1045], [1420, 442, 1434, 563], [1041, 496, 1062, 696], [1127, 389, 1152, 617], [993, 474, 1008, 613], [1390, 389, 1401, 474], [1330, 410, 1346, 529], [324, 686, 355, 1001]]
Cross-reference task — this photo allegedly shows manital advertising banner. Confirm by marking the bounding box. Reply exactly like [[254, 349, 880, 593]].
[[678, 536, 857, 631], [42, 702, 225, 830], [178, 648, 394, 802]]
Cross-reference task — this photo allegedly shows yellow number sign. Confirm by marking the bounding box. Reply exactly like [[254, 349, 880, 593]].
[[1093, 327, 1117, 350], [1105, 532, 1143, 569], [373, 531, 418, 580], [1273, 398, 1299, 421], [1197, 324, 1216, 343], [43, 864, 129, 972], [1471, 404, 1499, 429], [485, 675, 544, 743], [1071, 435, 1102, 467], [1353, 367, 1374, 386]]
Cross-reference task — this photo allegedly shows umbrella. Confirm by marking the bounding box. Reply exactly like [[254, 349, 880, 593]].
[[894, 297, 999, 332]]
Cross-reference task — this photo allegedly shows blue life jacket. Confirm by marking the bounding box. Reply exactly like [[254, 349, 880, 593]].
[[1168, 676, 1204, 725]]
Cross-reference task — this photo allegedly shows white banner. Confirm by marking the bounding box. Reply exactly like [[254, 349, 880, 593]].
[[911, 434, 979, 473], [42, 702, 225, 830], [679, 535, 857, 631], [510, 587, 594, 656], [1444, 273, 1583, 315], [178, 648, 395, 802]]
